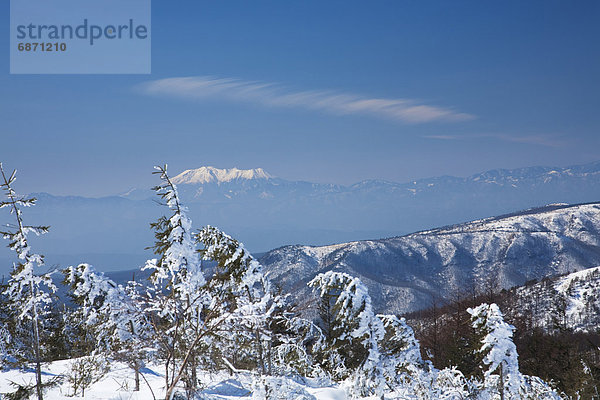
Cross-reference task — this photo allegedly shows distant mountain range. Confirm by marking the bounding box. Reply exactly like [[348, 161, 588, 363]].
[[259, 202, 600, 314], [1, 161, 600, 275], [123, 160, 600, 246]]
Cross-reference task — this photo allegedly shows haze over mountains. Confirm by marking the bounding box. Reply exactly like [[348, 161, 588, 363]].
[[1, 161, 600, 275]]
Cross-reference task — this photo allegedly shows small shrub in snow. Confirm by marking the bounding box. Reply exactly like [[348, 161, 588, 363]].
[[65, 355, 109, 397]]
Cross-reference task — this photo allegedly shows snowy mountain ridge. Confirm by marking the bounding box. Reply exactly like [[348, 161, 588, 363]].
[[502, 265, 600, 333], [260, 202, 600, 315], [171, 166, 273, 185]]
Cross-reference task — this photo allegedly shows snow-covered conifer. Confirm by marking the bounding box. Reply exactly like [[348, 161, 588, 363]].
[[63, 263, 151, 390], [0, 164, 56, 400], [308, 271, 386, 398], [143, 165, 211, 400], [267, 304, 326, 378], [64, 264, 118, 335], [378, 314, 428, 381], [145, 165, 205, 293], [468, 303, 523, 400], [197, 225, 279, 375], [376, 314, 474, 399]]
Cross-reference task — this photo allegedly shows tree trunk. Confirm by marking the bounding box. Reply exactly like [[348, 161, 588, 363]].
[[267, 340, 272, 376], [165, 335, 204, 400], [255, 327, 265, 375], [135, 367, 140, 392], [31, 288, 43, 400], [499, 364, 505, 400], [165, 363, 169, 393], [191, 359, 197, 391]]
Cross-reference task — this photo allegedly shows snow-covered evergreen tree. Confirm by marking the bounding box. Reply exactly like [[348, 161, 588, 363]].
[[467, 304, 564, 399], [376, 314, 473, 399], [143, 165, 284, 398], [0, 164, 56, 400], [378, 314, 428, 381], [468, 303, 523, 400], [268, 308, 327, 379], [64, 263, 120, 347], [308, 271, 386, 398], [63, 263, 151, 391], [197, 225, 279, 375], [143, 165, 211, 400], [145, 165, 205, 294]]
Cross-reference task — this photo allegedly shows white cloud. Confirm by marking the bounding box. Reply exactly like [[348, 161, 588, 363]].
[[138, 76, 474, 124]]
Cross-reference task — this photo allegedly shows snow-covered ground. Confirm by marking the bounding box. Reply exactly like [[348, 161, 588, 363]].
[[0, 360, 347, 400], [1, 360, 162, 400], [555, 266, 600, 332]]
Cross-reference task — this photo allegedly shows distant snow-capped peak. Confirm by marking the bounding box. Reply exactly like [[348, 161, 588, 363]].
[[172, 166, 273, 185]]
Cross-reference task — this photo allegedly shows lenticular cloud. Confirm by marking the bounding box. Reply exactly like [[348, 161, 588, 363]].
[[139, 76, 474, 124]]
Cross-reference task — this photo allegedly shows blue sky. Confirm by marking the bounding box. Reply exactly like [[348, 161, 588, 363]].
[[0, 0, 599, 196]]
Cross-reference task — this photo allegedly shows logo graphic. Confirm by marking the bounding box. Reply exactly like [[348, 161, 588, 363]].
[[10, 0, 151, 74]]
